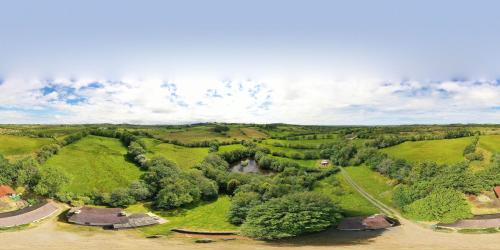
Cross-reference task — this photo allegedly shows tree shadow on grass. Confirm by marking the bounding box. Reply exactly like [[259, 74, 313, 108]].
[[263, 227, 387, 247]]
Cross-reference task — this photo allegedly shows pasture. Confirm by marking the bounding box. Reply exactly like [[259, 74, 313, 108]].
[[381, 137, 475, 165], [141, 138, 209, 169], [343, 166, 396, 207], [479, 135, 500, 153], [41, 135, 142, 195], [314, 174, 379, 216], [148, 125, 267, 144], [0, 134, 55, 161], [128, 196, 239, 236]]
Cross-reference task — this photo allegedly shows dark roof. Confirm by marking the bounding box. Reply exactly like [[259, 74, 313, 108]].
[[338, 214, 395, 230], [0, 185, 15, 197], [68, 207, 128, 226], [112, 213, 159, 229]]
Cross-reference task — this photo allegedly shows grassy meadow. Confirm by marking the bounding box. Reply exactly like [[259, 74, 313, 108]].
[[344, 166, 396, 207], [127, 196, 239, 236], [0, 134, 55, 161], [314, 174, 379, 216], [41, 135, 142, 195], [141, 138, 209, 169], [148, 126, 267, 144], [381, 137, 475, 165], [479, 135, 500, 153]]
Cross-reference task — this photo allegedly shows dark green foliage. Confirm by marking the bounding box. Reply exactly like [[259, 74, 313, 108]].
[[33, 166, 69, 198], [13, 157, 40, 188], [320, 141, 357, 166], [404, 188, 472, 223], [36, 144, 60, 164], [228, 191, 261, 225], [212, 125, 230, 133], [108, 188, 136, 207], [127, 180, 151, 201], [241, 192, 342, 239]]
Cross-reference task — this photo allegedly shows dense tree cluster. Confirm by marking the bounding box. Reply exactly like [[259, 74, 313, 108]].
[[0, 154, 69, 199], [241, 192, 342, 239]]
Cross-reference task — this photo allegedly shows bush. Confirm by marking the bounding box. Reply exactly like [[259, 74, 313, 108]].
[[228, 191, 261, 225], [404, 188, 472, 223], [241, 192, 342, 239]]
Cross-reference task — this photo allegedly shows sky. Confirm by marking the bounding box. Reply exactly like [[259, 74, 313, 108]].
[[0, 0, 499, 125]]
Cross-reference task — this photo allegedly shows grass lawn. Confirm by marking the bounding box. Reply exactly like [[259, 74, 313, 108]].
[[0, 134, 55, 161], [41, 135, 142, 195], [141, 138, 209, 169], [258, 143, 321, 158], [127, 196, 239, 236], [314, 174, 379, 217], [343, 166, 396, 207], [381, 137, 474, 165]]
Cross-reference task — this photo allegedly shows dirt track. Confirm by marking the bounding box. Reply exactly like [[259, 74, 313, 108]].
[[1, 215, 500, 250]]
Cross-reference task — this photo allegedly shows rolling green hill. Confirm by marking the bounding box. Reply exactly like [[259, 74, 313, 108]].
[[41, 135, 142, 195]]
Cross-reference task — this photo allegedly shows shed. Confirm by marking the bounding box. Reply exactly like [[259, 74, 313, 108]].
[[320, 160, 329, 166], [494, 186, 500, 198], [0, 185, 15, 198]]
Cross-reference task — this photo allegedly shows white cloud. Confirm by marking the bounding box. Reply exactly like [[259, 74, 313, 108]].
[[0, 76, 498, 124]]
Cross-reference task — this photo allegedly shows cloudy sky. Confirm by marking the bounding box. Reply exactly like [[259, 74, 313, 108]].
[[0, 0, 499, 125]]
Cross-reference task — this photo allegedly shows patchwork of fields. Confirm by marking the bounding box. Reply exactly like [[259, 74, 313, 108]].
[[41, 135, 142, 195]]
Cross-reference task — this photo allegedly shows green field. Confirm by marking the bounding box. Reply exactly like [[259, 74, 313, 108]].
[[142, 138, 209, 169], [262, 138, 340, 147], [219, 144, 246, 153], [344, 166, 396, 207], [149, 126, 267, 144], [479, 135, 500, 153], [0, 134, 55, 161], [41, 135, 142, 195], [127, 196, 239, 236], [314, 174, 379, 216], [381, 137, 475, 165]]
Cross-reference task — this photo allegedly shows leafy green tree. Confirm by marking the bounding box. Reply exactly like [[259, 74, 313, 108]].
[[228, 191, 261, 225], [128, 180, 151, 201], [34, 166, 69, 198], [241, 192, 342, 239], [154, 178, 200, 209], [108, 188, 136, 207], [404, 188, 472, 223], [14, 157, 40, 188]]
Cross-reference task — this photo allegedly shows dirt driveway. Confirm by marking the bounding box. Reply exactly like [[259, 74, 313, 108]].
[[1, 215, 500, 250]]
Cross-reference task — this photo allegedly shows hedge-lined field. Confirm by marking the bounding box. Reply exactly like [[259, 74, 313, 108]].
[[142, 138, 209, 169], [381, 137, 475, 165], [0, 134, 55, 160], [41, 135, 142, 195]]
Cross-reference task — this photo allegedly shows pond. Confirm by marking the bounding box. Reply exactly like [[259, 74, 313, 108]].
[[229, 159, 268, 174]]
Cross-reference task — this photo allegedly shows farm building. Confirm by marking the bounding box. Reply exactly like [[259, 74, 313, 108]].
[[494, 186, 500, 198], [67, 206, 161, 229], [320, 160, 329, 166], [338, 214, 397, 231], [0, 185, 15, 198]]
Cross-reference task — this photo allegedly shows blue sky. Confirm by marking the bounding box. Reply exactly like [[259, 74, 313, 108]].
[[0, 0, 499, 124]]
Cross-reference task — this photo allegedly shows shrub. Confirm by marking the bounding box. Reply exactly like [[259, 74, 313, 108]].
[[241, 192, 342, 239]]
